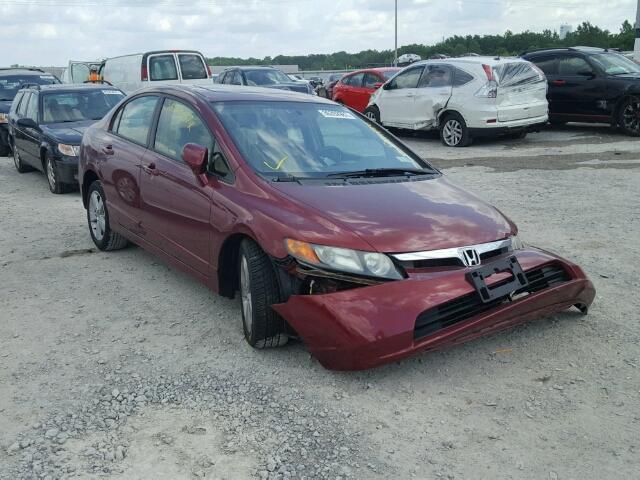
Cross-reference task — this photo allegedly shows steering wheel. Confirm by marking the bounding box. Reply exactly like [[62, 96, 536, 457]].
[[317, 146, 343, 166]]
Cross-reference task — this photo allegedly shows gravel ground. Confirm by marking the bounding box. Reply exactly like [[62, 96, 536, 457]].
[[1, 124, 639, 480]]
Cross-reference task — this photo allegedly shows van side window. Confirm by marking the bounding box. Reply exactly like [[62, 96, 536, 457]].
[[153, 98, 213, 162], [149, 55, 178, 81], [115, 95, 159, 145], [179, 54, 208, 80]]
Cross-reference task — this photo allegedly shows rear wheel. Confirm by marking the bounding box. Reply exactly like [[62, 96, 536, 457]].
[[12, 144, 33, 173], [363, 105, 380, 124], [239, 239, 288, 349], [618, 96, 640, 137], [440, 113, 471, 147], [87, 180, 129, 251]]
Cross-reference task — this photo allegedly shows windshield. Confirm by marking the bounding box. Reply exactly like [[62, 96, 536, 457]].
[[42, 89, 124, 123], [590, 53, 640, 75], [245, 69, 291, 86], [211, 101, 430, 178], [0, 74, 59, 100]]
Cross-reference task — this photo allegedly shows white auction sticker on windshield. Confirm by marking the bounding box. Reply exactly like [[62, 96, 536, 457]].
[[40, 75, 54, 79], [102, 90, 123, 95], [318, 109, 356, 120]]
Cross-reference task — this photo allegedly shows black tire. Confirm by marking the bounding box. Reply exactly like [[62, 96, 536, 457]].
[[506, 130, 527, 140], [617, 96, 640, 137], [238, 239, 288, 349], [440, 112, 472, 147], [86, 180, 129, 251], [363, 105, 381, 124], [45, 153, 70, 194], [12, 144, 33, 173]]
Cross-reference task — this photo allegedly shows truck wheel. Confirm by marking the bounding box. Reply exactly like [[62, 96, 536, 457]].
[[86, 180, 129, 251], [618, 96, 640, 137], [363, 105, 380, 124], [440, 112, 472, 147], [239, 239, 288, 349]]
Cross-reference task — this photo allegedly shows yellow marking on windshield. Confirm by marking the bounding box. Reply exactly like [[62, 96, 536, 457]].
[[263, 155, 288, 171]]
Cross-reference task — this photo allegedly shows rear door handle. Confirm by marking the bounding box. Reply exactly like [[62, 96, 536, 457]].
[[102, 144, 114, 155]]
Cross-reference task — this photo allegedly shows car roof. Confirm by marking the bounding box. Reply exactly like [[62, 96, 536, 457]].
[[0, 67, 48, 76], [414, 56, 529, 67], [23, 84, 122, 94], [345, 67, 401, 75], [137, 84, 336, 104], [521, 46, 613, 56]]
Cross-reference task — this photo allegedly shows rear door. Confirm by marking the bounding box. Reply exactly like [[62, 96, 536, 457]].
[[11, 92, 29, 157], [140, 96, 213, 276], [495, 61, 548, 122], [176, 53, 211, 86], [147, 53, 181, 88], [412, 64, 453, 128], [377, 65, 425, 126], [21, 92, 42, 166]]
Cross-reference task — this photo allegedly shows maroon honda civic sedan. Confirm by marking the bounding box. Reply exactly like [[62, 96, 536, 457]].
[[78, 85, 595, 370]]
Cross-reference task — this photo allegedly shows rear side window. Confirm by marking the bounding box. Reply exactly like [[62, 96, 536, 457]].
[[115, 95, 159, 145], [149, 55, 178, 81], [453, 67, 474, 86], [529, 55, 558, 76], [25, 93, 39, 121], [10, 92, 24, 114], [17, 92, 30, 116], [418, 65, 452, 88], [558, 56, 594, 76], [347, 73, 364, 87], [153, 98, 213, 161], [178, 54, 208, 80]]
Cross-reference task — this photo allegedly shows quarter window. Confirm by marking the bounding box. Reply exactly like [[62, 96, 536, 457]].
[[452, 67, 474, 86], [178, 54, 208, 80], [115, 95, 159, 145], [389, 67, 424, 89], [149, 55, 178, 81], [154, 98, 213, 162]]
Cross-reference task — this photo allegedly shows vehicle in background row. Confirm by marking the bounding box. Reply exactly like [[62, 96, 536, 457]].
[[522, 47, 640, 136], [61, 61, 104, 84], [317, 73, 345, 99], [365, 57, 548, 147], [0, 68, 60, 156], [101, 50, 211, 94], [8, 84, 124, 193], [218, 66, 315, 94], [287, 74, 309, 84], [332, 67, 400, 112], [78, 84, 594, 370], [308, 76, 324, 89]]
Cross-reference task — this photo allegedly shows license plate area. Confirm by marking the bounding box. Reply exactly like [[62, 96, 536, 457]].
[[466, 256, 529, 303]]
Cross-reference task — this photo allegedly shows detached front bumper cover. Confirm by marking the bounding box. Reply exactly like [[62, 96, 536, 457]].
[[272, 247, 595, 370]]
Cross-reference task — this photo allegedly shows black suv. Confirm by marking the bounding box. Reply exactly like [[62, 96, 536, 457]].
[[522, 47, 640, 135], [8, 84, 125, 193], [218, 66, 315, 95], [0, 68, 60, 156]]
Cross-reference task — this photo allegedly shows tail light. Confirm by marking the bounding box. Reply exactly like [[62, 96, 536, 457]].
[[141, 65, 148, 81], [475, 63, 497, 98]]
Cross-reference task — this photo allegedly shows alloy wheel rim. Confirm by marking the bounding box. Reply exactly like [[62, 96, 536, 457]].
[[240, 256, 252, 335], [13, 148, 20, 169], [88, 190, 106, 241], [443, 119, 462, 146], [365, 111, 376, 121], [46, 158, 56, 189], [622, 100, 640, 133]]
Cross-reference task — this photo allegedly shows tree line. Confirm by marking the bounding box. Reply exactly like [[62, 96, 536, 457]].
[[206, 21, 636, 70]]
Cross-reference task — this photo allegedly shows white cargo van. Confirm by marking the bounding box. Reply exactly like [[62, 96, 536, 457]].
[[101, 50, 211, 94]]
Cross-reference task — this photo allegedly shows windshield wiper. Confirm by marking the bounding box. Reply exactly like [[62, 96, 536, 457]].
[[326, 168, 435, 178], [270, 174, 299, 182]]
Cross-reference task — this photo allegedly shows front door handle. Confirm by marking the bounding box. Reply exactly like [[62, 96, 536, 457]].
[[142, 162, 157, 175], [102, 144, 114, 155]]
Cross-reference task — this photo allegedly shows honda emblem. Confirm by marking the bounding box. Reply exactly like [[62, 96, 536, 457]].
[[462, 248, 481, 266]]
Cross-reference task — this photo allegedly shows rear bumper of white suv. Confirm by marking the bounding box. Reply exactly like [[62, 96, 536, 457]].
[[468, 114, 548, 137]]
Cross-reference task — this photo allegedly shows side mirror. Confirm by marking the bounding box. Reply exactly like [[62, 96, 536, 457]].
[[182, 143, 208, 184], [577, 70, 595, 78], [17, 118, 37, 129], [373, 82, 384, 89], [383, 82, 392, 90]]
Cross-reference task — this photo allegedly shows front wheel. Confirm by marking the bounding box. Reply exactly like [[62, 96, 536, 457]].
[[440, 113, 472, 147], [239, 239, 288, 349], [363, 105, 380, 124], [46, 154, 71, 194], [86, 180, 129, 251], [618, 96, 640, 136]]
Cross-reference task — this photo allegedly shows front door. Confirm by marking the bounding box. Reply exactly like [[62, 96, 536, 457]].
[[140, 96, 213, 276], [377, 65, 425, 126]]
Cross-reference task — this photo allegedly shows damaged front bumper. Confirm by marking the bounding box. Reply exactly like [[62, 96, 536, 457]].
[[272, 248, 595, 371]]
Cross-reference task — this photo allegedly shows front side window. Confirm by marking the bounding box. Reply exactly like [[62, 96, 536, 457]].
[[211, 101, 431, 178], [149, 55, 178, 81], [154, 98, 213, 161], [0, 74, 58, 101], [558, 56, 593, 76], [42, 89, 125, 123], [178, 54, 208, 80], [389, 67, 424, 89], [115, 95, 159, 145], [25, 93, 39, 121], [590, 52, 640, 75]]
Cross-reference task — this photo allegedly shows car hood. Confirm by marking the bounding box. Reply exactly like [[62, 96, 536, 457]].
[[0, 100, 12, 114], [271, 176, 516, 253], [41, 120, 97, 144], [264, 83, 310, 94]]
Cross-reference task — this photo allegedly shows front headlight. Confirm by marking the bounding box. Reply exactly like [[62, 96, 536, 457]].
[[58, 143, 80, 156], [511, 235, 525, 250], [0, 113, 8, 124], [285, 239, 403, 280]]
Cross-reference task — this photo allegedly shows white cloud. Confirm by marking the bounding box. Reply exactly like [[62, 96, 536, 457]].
[[0, 0, 635, 66]]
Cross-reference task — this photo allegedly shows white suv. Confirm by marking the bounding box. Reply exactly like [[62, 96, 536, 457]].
[[364, 57, 548, 147]]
